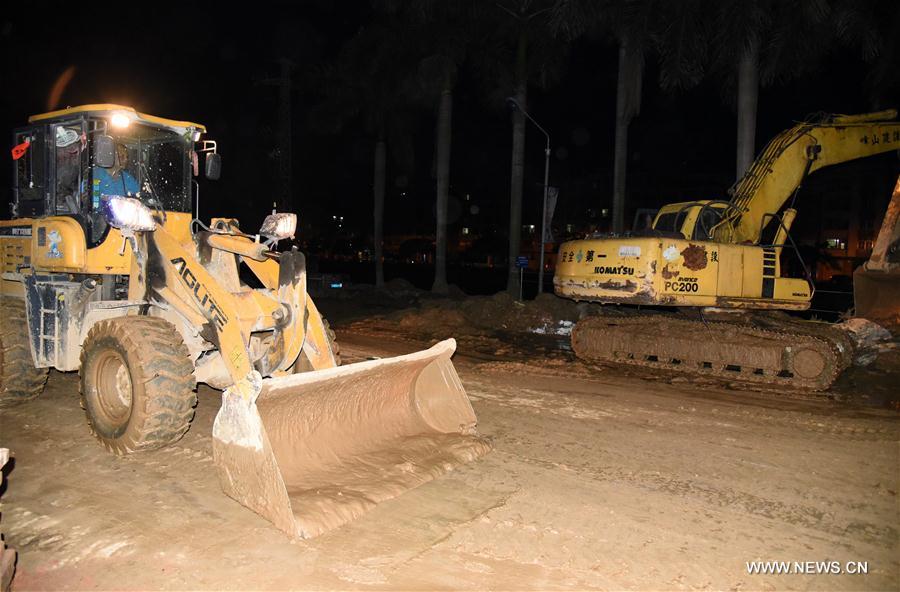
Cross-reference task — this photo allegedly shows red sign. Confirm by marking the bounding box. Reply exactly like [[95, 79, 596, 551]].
[[11, 140, 30, 160]]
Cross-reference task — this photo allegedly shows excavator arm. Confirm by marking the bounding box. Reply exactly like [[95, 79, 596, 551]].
[[717, 110, 900, 244]]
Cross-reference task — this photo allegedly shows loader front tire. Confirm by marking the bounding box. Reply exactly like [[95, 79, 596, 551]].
[[79, 317, 197, 455], [0, 299, 48, 408]]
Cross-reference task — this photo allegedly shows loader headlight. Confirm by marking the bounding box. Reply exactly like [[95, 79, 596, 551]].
[[260, 212, 297, 240], [110, 113, 131, 129], [103, 196, 157, 232]]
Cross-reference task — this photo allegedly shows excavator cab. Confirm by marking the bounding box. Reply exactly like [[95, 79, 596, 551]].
[[651, 201, 736, 241]]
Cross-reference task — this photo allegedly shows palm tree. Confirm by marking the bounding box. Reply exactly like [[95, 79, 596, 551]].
[[832, 0, 892, 109], [401, 0, 472, 294], [707, 0, 832, 179], [553, 0, 705, 233], [308, 17, 418, 289], [553, 0, 645, 235], [265, 21, 326, 213], [483, 0, 568, 295]]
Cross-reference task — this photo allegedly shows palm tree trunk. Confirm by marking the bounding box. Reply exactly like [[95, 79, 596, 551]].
[[611, 39, 642, 234], [507, 29, 527, 295], [612, 44, 629, 234], [373, 135, 386, 289], [735, 43, 759, 180], [433, 84, 452, 294]]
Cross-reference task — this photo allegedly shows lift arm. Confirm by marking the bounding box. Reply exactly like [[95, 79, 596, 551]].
[[716, 110, 900, 245]]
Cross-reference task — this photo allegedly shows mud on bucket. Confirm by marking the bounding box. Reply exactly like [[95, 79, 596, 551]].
[[212, 338, 492, 538]]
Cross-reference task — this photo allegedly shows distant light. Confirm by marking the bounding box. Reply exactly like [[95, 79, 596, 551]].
[[529, 225, 535, 231], [401, 192, 406, 197], [110, 113, 131, 128], [329, 282, 343, 289], [462, 227, 470, 235]]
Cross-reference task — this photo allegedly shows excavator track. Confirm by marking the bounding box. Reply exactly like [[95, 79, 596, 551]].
[[572, 313, 850, 391]]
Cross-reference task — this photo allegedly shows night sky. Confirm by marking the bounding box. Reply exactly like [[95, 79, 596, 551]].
[[2, 2, 898, 255]]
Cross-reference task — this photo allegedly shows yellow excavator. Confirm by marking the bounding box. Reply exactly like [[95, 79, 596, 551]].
[[0, 105, 490, 538], [555, 110, 900, 390]]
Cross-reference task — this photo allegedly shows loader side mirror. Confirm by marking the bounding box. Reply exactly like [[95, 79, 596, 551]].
[[94, 135, 116, 168], [205, 152, 221, 180]]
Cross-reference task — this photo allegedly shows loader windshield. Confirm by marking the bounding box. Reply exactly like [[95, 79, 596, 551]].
[[101, 123, 192, 213]]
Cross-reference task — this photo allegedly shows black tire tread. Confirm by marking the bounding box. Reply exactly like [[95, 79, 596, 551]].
[[79, 316, 197, 455], [0, 298, 48, 409]]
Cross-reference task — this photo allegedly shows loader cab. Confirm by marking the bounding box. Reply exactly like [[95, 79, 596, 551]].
[[11, 105, 210, 245]]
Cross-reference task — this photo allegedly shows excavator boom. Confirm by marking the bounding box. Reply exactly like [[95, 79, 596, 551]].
[[721, 110, 900, 244]]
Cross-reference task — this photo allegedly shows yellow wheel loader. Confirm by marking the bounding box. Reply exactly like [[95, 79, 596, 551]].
[[0, 105, 490, 538], [554, 111, 900, 390]]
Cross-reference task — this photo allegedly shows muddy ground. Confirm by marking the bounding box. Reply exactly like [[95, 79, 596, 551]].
[[1, 295, 898, 590]]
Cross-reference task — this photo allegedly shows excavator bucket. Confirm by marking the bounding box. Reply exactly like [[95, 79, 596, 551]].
[[211, 339, 491, 539], [853, 268, 900, 329], [853, 176, 900, 331]]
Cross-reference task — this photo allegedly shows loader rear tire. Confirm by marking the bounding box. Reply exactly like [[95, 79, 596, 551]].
[[0, 299, 48, 409], [79, 317, 197, 455]]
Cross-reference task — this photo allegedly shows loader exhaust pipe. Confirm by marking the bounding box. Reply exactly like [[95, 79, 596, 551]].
[[212, 339, 491, 538]]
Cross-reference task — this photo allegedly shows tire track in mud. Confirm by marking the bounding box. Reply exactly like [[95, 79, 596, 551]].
[[458, 373, 899, 561], [2, 380, 229, 579], [2, 506, 137, 570], [487, 447, 898, 566], [465, 366, 898, 444]]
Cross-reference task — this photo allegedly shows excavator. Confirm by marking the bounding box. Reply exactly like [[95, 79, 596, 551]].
[[554, 110, 900, 390], [0, 105, 490, 538]]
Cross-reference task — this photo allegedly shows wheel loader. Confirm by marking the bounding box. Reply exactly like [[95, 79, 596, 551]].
[[0, 105, 490, 538], [554, 110, 900, 390]]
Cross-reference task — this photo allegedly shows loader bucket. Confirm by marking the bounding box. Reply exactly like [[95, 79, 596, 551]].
[[211, 339, 491, 539], [853, 267, 900, 332]]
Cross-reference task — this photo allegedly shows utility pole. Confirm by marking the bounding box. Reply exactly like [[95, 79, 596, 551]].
[[507, 97, 551, 293]]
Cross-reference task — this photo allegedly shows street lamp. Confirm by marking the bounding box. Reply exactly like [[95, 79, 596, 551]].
[[506, 97, 551, 294]]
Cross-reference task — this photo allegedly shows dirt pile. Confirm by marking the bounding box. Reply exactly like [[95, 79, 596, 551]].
[[837, 318, 895, 366], [384, 278, 421, 297], [389, 292, 584, 338]]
